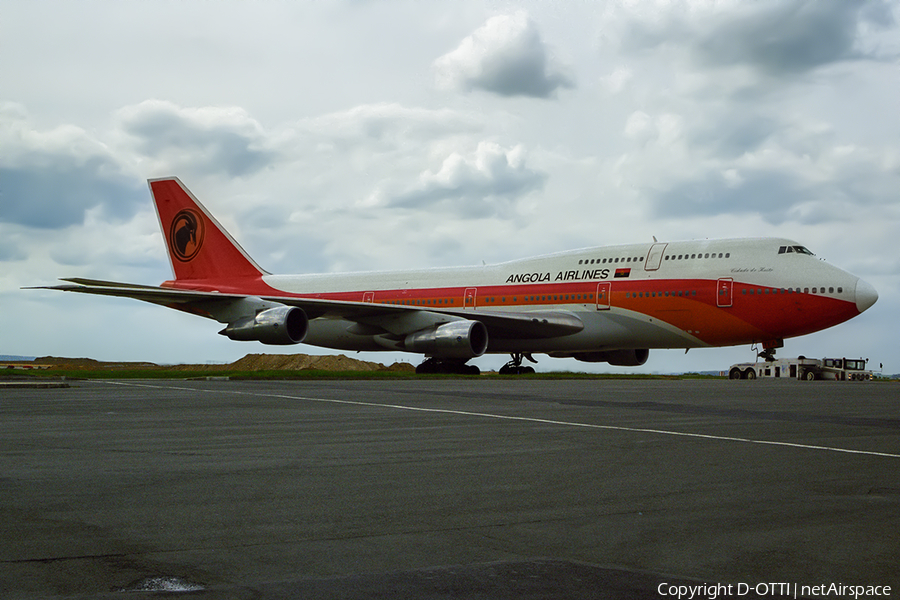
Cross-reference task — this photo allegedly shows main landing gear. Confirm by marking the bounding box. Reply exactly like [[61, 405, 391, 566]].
[[498, 352, 537, 375], [415, 357, 481, 375]]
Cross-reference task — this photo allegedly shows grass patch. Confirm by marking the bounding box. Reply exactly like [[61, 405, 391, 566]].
[[9, 367, 724, 380]]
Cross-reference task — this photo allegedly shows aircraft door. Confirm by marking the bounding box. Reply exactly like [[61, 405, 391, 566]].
[[645, 243, 667, 271], [464, 287, 477, 309], [717, 278, 733, 308], [362, 291, 375, 303], [596, 282, 611, 310]]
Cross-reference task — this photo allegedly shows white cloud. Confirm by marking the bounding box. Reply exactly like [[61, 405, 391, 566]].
[[296, 103, 480, 145], [115, 100, 278, 178], [434, 12, 574, 98], [691, 0, 895, 74], [603, 0, 896, 89], [0, 106, 142, 229], [599, 67, 633, 95], [365, 141, 546, 217], [615, 103, 900, 228]]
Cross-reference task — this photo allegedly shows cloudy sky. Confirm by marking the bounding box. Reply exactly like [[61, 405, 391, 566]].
[[3, 1, 898, 373]]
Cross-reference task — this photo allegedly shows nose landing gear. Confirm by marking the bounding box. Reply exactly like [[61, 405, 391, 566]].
[[755, 339, 784, 362]]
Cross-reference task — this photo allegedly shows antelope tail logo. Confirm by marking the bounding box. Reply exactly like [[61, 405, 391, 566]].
[[169, 209, 205, 262]]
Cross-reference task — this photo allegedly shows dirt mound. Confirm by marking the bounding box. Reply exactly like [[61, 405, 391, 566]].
[[33, 357, 159, 369], [33, 354, 415, 373], [227, 353, 414, 372]]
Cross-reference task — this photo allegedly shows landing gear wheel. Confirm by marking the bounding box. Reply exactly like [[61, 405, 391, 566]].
[[499, 364, 536, 375], [500, 353, 537, 375], [415, 358, 480, 375], [415, 358, 438, 374]]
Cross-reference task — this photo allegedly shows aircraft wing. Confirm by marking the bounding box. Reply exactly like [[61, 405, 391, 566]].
[[33, 279, 584, 340]]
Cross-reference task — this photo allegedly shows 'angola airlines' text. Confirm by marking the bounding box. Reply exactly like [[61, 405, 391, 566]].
[[506, 269, 611, 284]]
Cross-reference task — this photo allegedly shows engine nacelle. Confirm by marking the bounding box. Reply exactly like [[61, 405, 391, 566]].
[[404, 320, 489, 359], [571, 349, 649, 366], [220, 306, 308, 345]]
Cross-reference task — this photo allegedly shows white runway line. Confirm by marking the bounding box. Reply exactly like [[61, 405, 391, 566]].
[[103, 381, 900, 459]]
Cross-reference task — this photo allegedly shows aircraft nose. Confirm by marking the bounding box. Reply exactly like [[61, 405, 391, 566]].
[[855, 278, 878, 313]]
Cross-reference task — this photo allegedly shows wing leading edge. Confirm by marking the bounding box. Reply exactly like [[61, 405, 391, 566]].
[[35, 279, 584, 340]]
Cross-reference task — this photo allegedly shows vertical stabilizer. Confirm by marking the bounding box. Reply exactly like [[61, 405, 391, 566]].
[[149, 177, 268, 282]]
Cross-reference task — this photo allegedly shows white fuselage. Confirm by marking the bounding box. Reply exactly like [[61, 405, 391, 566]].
[[257, 238, 874, 355]]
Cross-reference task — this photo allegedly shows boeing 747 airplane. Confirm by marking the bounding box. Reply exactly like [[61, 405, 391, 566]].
[[37, 177, 878, 374]]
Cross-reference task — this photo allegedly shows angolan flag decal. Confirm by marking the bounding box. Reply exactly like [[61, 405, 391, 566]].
[[614, 268, 631, 278]]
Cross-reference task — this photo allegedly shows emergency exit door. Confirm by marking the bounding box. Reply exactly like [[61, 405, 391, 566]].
[[464, 287, 477, 309], [717, 278, 733, 307], [645, 243, 667, 271], [596, 282, 611, 310]]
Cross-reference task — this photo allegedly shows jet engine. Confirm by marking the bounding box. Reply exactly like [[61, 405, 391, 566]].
[[404, 320, 489, 359], [569, 348, 650, 366], [220, 305, 308, 345]]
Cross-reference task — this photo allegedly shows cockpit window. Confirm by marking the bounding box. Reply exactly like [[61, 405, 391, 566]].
[[778, 245, 814, 256]]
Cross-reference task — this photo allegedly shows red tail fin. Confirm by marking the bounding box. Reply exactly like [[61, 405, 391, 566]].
[[150, 177, 267, 283]]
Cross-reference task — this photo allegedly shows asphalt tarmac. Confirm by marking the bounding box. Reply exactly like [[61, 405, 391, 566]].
[[1, 378, 898, 599]]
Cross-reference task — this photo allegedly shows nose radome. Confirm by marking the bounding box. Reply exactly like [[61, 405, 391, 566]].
[[855, 278, 878, 313]]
